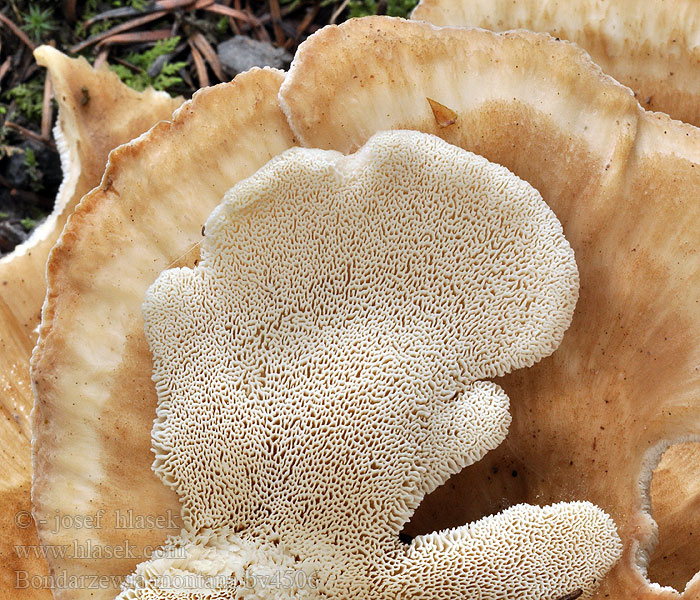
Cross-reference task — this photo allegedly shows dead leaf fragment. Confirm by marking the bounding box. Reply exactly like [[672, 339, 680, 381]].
[[427, 97, 457, 127]]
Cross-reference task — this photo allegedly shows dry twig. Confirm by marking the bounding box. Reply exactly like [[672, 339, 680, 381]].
[[98, 29, 173, 46], [189, 31, 225, 81], [0, 12, 35, 51], [71, 11, 168, 52], [5, 121, 56, 150], [0, 56, 11, 86], [188, 41, 209, 87], [204, 3, 259, 26]]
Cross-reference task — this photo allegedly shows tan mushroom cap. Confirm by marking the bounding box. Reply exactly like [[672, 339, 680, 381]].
[[31, 68, 296, 600], [412, 0, 700, 127], [279, 16, 700, 599], [0, 47, 181, 600], [648, 442, 700, 589], [119, 130, 620, 600]]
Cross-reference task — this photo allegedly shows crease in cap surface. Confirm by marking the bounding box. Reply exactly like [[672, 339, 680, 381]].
[[278, 15, 700, 600], [119, 130, 621, 600]]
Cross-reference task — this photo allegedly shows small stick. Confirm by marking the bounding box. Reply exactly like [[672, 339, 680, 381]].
[[0, 56, 11, 86], [330, 0, 351, 25], [269, 0, 285, 46], [296, 4, 320, 38], [98, 29, 172, 46], [217, 0, 242, 34], [111, 56, 140, 71], [70, 11, 168, 52], [93, 48, 109, 69], [253, 15, 271, 42], [203, 4, 259, 26], [227, 15, 241, 35], [0, 13, 35, 50], [191, 0, 215, 9], [5, 122, 56, 150], [190, 31, 225, 81], [64, 0, 77, 22], [155, 0, 197, 9], [178, 64, 195, 91], [188, 42, 209, 88]]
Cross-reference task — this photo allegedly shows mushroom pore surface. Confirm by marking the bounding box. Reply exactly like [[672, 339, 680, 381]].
[[119, 130, 621, 600]]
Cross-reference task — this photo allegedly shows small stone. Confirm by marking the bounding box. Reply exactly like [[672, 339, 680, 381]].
[[147, 53, 172, 79], [217, 36, 292, 77]]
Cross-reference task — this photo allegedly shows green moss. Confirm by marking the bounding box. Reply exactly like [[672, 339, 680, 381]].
[[20, 217, 37, 231], [22, 5, 56, 42], [4, 78, 44, 124], [23, 147, 44, 192], [110, 37, 187, 94], [348, 0, 418, 18]]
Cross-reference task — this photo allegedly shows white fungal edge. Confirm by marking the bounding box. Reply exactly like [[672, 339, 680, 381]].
[[636, 433, 700, 593], [0, 121, 75, 264]]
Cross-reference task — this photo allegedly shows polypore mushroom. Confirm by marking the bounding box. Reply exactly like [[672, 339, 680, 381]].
[[112, 129, 621, 600], [648, 442, 700, 589], [279, 16, 700, 599], [31, 15, 700, 600], [31, 68, 296, 600], [412, 0, 700, 127], [0, 47, 181, 599]]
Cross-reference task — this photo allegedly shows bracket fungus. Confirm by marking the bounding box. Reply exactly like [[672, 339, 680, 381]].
[[30, 15, 700, 600], [0, 46, 180, 599], [412, 0, 700, 127], [279, 16, 700, 598], [115, 129, 622, 600]]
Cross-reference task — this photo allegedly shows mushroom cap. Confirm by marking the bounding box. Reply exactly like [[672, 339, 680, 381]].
[[0, 46, 181, 600], [278, 16, 700, 599], [648, 442, 700, 589], [119, 129, 621, 600], [30, 68, 296, 600], [412, 0, 700, 127]]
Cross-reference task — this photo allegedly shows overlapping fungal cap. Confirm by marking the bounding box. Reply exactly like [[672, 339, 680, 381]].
[[412, 0, 700, 126], [280, 16, 700, 599], [648, 442, 700, 589], [32, 14, 700, 600], [0, 47, 181, 600], [31, 68, 296, 600], [117, 130, 620, 600]]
